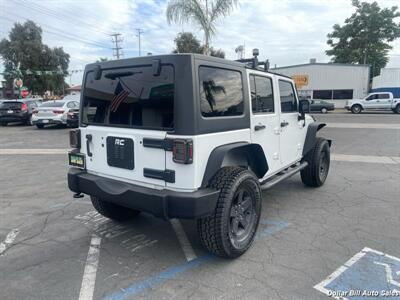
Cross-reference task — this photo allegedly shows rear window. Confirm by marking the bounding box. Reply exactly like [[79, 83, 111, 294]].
[[82, 64, 174, 130], [40, 101, 65, 107], [0, 102, 22, 109]]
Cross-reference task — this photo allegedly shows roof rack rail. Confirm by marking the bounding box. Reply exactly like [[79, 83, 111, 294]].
[[236, 49, 270, 71]]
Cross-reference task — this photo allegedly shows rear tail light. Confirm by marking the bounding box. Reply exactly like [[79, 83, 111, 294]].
[[53, 109, 64, 114], [21, 103, 28, 111], [69, 129, 81, 149], [172, 139, 193, 164]]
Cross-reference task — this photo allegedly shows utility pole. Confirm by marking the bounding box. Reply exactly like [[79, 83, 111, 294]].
[[135, 28, 144, 56], [110, 33, 123, 60]]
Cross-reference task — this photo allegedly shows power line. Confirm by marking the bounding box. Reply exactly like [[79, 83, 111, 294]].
[[14, 0, 114, 36], [111, 33, 123, 59], [136, 28, 144, 57], [0, 14, 111, 50]]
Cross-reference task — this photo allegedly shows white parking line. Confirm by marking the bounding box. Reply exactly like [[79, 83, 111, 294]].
[[0, 148, 69, 155], [332, 154, 400, 164], [327, 123, 400, 129], [170, 219, 197, 262], [0, 228, 19, 255], [79, 235, 101, 300]]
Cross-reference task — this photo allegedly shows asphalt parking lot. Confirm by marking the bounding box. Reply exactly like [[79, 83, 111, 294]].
[[0, 113, 399, 300]]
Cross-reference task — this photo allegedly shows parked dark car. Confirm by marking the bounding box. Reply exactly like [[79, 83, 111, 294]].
[[310, 99, 335, 113], [0, 98, 42, 126]]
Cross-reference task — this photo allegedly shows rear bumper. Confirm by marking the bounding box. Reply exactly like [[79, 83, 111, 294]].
[[68, 168, 219, 219], [0, 114, 29, 122], [33, 119, 66, 125]]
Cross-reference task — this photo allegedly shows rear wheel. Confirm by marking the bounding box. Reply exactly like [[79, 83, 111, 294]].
[[36, 124, 44, 129], [394, 104, 400, 114], [301, 137, 330, 187], [197, 167, 261, 258], [0, 122, 7, 126], [90, 196, 141, 221], [351, 104, 362, 114], [321, 107, 328, 114]]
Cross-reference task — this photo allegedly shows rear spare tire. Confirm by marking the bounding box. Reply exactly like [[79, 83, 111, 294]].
[[197, 167, 261, 258], [301, 137, 330, 187], [90, 196, 141, 221]]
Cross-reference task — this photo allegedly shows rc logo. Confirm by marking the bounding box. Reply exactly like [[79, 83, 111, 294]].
[[115, 139, 125, 146]]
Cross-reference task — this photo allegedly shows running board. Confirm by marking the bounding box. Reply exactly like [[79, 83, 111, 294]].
[[260, 162, 308, 190]]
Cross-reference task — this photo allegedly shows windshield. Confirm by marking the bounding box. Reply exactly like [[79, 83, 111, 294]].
[[40, 101, 65, 107], [82, 64, 174, 130]]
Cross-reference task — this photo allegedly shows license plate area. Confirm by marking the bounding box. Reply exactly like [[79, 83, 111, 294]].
[[106, 136, 134, 170], [69, 152, 85, 168]]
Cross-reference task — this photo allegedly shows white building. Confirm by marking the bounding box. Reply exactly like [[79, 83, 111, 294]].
[[272, 60, 370, 108], [372, 68, 400, 98]]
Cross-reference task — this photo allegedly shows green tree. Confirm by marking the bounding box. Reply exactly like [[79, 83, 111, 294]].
[[172, 32, 225, 58], [173, 32, 202, 53], [326, 0, 400, 76], [96, 57, 109, 62], [167, 0, 238, 55], [0, 20, 70, 95]]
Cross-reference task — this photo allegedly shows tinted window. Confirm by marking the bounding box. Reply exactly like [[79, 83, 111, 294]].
[[250, 75, 274, 113], [199, 66, 243, 117], [333, 89, 353, 99], [366, 94, 378, 101], [378, 94, 390, 99], [41, 101, 65, 107], [313, 90, 332, 100], [0, 102, 22, 109], [279, 80, 297, 113], [82, 65, 174, 129]]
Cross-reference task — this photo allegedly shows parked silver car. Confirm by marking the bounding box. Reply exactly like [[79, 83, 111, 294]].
[[32, 99, 80, 128]]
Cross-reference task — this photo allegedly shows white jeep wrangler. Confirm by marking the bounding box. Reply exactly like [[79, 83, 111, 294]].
[[68, 52, 331, 258]]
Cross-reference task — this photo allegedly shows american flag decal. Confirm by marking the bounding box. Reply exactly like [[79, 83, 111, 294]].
[[110, 81, 129, 112]]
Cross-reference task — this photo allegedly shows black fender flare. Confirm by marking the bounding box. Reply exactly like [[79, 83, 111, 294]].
[[302, 122, 330, 156], [201, 142, 268, 187]]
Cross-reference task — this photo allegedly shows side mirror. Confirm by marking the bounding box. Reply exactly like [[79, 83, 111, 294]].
[[298, 99, 310, 121]]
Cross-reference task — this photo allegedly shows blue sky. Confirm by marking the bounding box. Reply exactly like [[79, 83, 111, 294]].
[[1, 0, 399, 86]]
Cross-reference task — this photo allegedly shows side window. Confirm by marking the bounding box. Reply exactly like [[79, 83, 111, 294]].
[[366, 94, 377, 101], [378, 94, 390, 99], [199, 66, 244, 117], [279, 80, 297, 113], [250, 75, 274, 114]]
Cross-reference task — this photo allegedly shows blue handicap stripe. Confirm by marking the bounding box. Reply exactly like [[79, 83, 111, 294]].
[[103, 219, 289, 299], [103, 255, 214, 300]]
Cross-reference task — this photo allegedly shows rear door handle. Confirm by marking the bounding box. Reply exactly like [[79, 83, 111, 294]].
[[86, 134, 93, 157], [254, 124, 266, 131], [280, 121, 289, 127]]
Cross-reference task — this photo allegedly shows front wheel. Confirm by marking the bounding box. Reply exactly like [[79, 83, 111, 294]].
[[351, 104, 362, 114], [301, 137, 330, 187], [197, 167, 261, 258], [36, 124, 44, 129], [90, 196, 141, 221], [0, 122, 7, 126]]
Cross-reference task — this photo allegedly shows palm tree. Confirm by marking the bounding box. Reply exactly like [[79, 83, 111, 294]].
[[166, 0, 238, 55]]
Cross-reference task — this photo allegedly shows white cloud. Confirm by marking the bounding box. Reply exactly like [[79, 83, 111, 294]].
[[0, 0, 399, 85]]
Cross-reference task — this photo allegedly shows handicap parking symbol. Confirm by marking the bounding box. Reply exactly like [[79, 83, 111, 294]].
[[314, 247, 400, 299]]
